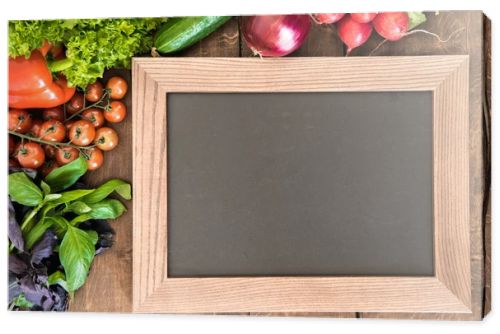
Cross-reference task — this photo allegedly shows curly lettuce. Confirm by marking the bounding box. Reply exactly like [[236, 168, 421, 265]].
[[9, 18, 166, 87]]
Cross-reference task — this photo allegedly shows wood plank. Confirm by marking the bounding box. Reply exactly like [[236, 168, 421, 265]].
[[69, 69, 133, 312], [356, 11, 487, 321]]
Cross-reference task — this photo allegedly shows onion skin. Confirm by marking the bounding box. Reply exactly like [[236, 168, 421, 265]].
[[372, 12, 409, 41], [242, 15, 311, 57], [350, 13, 378, 23], [337, 15, 373, 54], [311, 13, 345, 24]]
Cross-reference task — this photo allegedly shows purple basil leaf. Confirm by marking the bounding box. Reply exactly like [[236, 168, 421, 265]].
[[8, 199, 24, 251], [31, 230, 58, 265], [9, 167, 37, 179], [9, 254, 28, 275], [19, 275, 54, 311], [8, 273, 22, 302]]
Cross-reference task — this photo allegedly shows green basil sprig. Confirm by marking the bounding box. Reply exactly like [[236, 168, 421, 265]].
[[8, 157, 131, 293]]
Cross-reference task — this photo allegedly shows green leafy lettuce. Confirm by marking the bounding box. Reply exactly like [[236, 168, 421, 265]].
[[9, 18, 166, 87]]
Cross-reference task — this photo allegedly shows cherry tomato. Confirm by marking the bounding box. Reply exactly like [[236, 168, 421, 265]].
[[83, 147, 104, 171], [9, 109, 32, 134], [82, 108, 105, 128], [39, 120, 66, 142], [106, 76, 128, 99], [86, 81, 104, 102], [55, 146, 79, 165], [64, 120, 76, 132], [68, 120, 96, 146], [9, 136, 17, 155], [40, 160, 60, 177], [27, 119, 44, 138], [94, 127, 119, 151], [66, 93, 84, 115], [43, 144, 57, 159], [104, 101, 127, 123], [9, 159, 20, 168], [42, 106, 65, 122], [16, 142, 45, 169]]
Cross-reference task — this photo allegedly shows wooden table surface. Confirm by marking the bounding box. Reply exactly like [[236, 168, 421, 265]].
[[70, 11, 490, 320]]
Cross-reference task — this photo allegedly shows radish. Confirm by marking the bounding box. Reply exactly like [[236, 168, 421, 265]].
[[311, 13, 345, 24], [372, 12, 409, 41], [337, 15, 373, 55], [350, 13, 378, 23]]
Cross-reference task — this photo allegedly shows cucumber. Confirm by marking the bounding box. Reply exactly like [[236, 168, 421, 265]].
[[154, 16, 231, 54]]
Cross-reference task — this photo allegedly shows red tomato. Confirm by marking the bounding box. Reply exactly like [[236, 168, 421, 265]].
[[9, 109, 32, 134], [68, 120, 96, 146], [43, 106, 65, 122], [39, 120, 66, 142], [16, 142, 45, 169], [104, 101, 127, 123], [83, 147, 104, 171], [106, 76, 128, 99], [27, 119, 43, 138], [43, 144, 57, 159], [55, 146, 79, 165], [82, 108, 105, 128], [64, 120, 76, 132], [66, 93, 84, 115], [85, 81, 104, 102], [94, 127, 119, 151]]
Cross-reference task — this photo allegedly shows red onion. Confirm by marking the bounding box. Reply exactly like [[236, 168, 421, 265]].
[[372, 12, 409, 41], [337, 15, 373, 54], [311, 13, 345, 24], [242, 15, 311, 57], [350, 13, 378, 23]]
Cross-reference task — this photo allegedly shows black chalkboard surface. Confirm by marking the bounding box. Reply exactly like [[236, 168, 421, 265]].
[[167, 92, 433, 277]]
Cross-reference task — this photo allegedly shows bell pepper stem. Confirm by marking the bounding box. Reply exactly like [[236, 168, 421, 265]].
[[47, 58, 73, 72]]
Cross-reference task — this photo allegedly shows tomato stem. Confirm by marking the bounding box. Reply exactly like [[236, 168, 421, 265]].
[[65, 89, 110, 123]]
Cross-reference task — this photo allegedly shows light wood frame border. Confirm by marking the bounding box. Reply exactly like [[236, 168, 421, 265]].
[[132, 56, 471, 314]]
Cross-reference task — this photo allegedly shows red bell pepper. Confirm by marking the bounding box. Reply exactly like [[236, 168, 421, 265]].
[[9, 49, 75, 109]]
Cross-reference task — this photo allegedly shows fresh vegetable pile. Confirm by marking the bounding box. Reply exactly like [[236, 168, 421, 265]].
[[9, 18, 166, 87], [240, 12, 427, 56], [9, 75, 128, 173], [8, 160, 131, 310]]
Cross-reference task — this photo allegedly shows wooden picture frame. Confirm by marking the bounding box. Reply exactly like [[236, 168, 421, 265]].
[[132, 56, 471, 314]]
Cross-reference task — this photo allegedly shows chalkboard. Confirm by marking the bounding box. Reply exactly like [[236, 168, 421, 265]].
[[167, 92, 434, 277]]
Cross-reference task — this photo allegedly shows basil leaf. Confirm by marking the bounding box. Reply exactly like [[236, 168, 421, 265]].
[[52, 189, 95, 205], [40, 180, 51, 196], [48, 271, 69, 292], [81, 179, 131, 203], [47, 216, 69, 238], [69, 214, 93, 226], [87, 199, 127, 219], [87, 230, 98, 245], [60, 225, 97, 292], [31, 230, 57, 265], [25, 218, 53, 250], [8, 200, 24, 251], [408, 12, 427, 30], [64, 201, 92, 215], [43, 194, 62, 202], [9, 172, 43, 206], [45, 156, 88, 192]]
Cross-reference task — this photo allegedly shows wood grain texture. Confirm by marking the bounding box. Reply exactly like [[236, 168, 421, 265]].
[[356, 11, 488, 321], [132, 56, 471, 314]]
